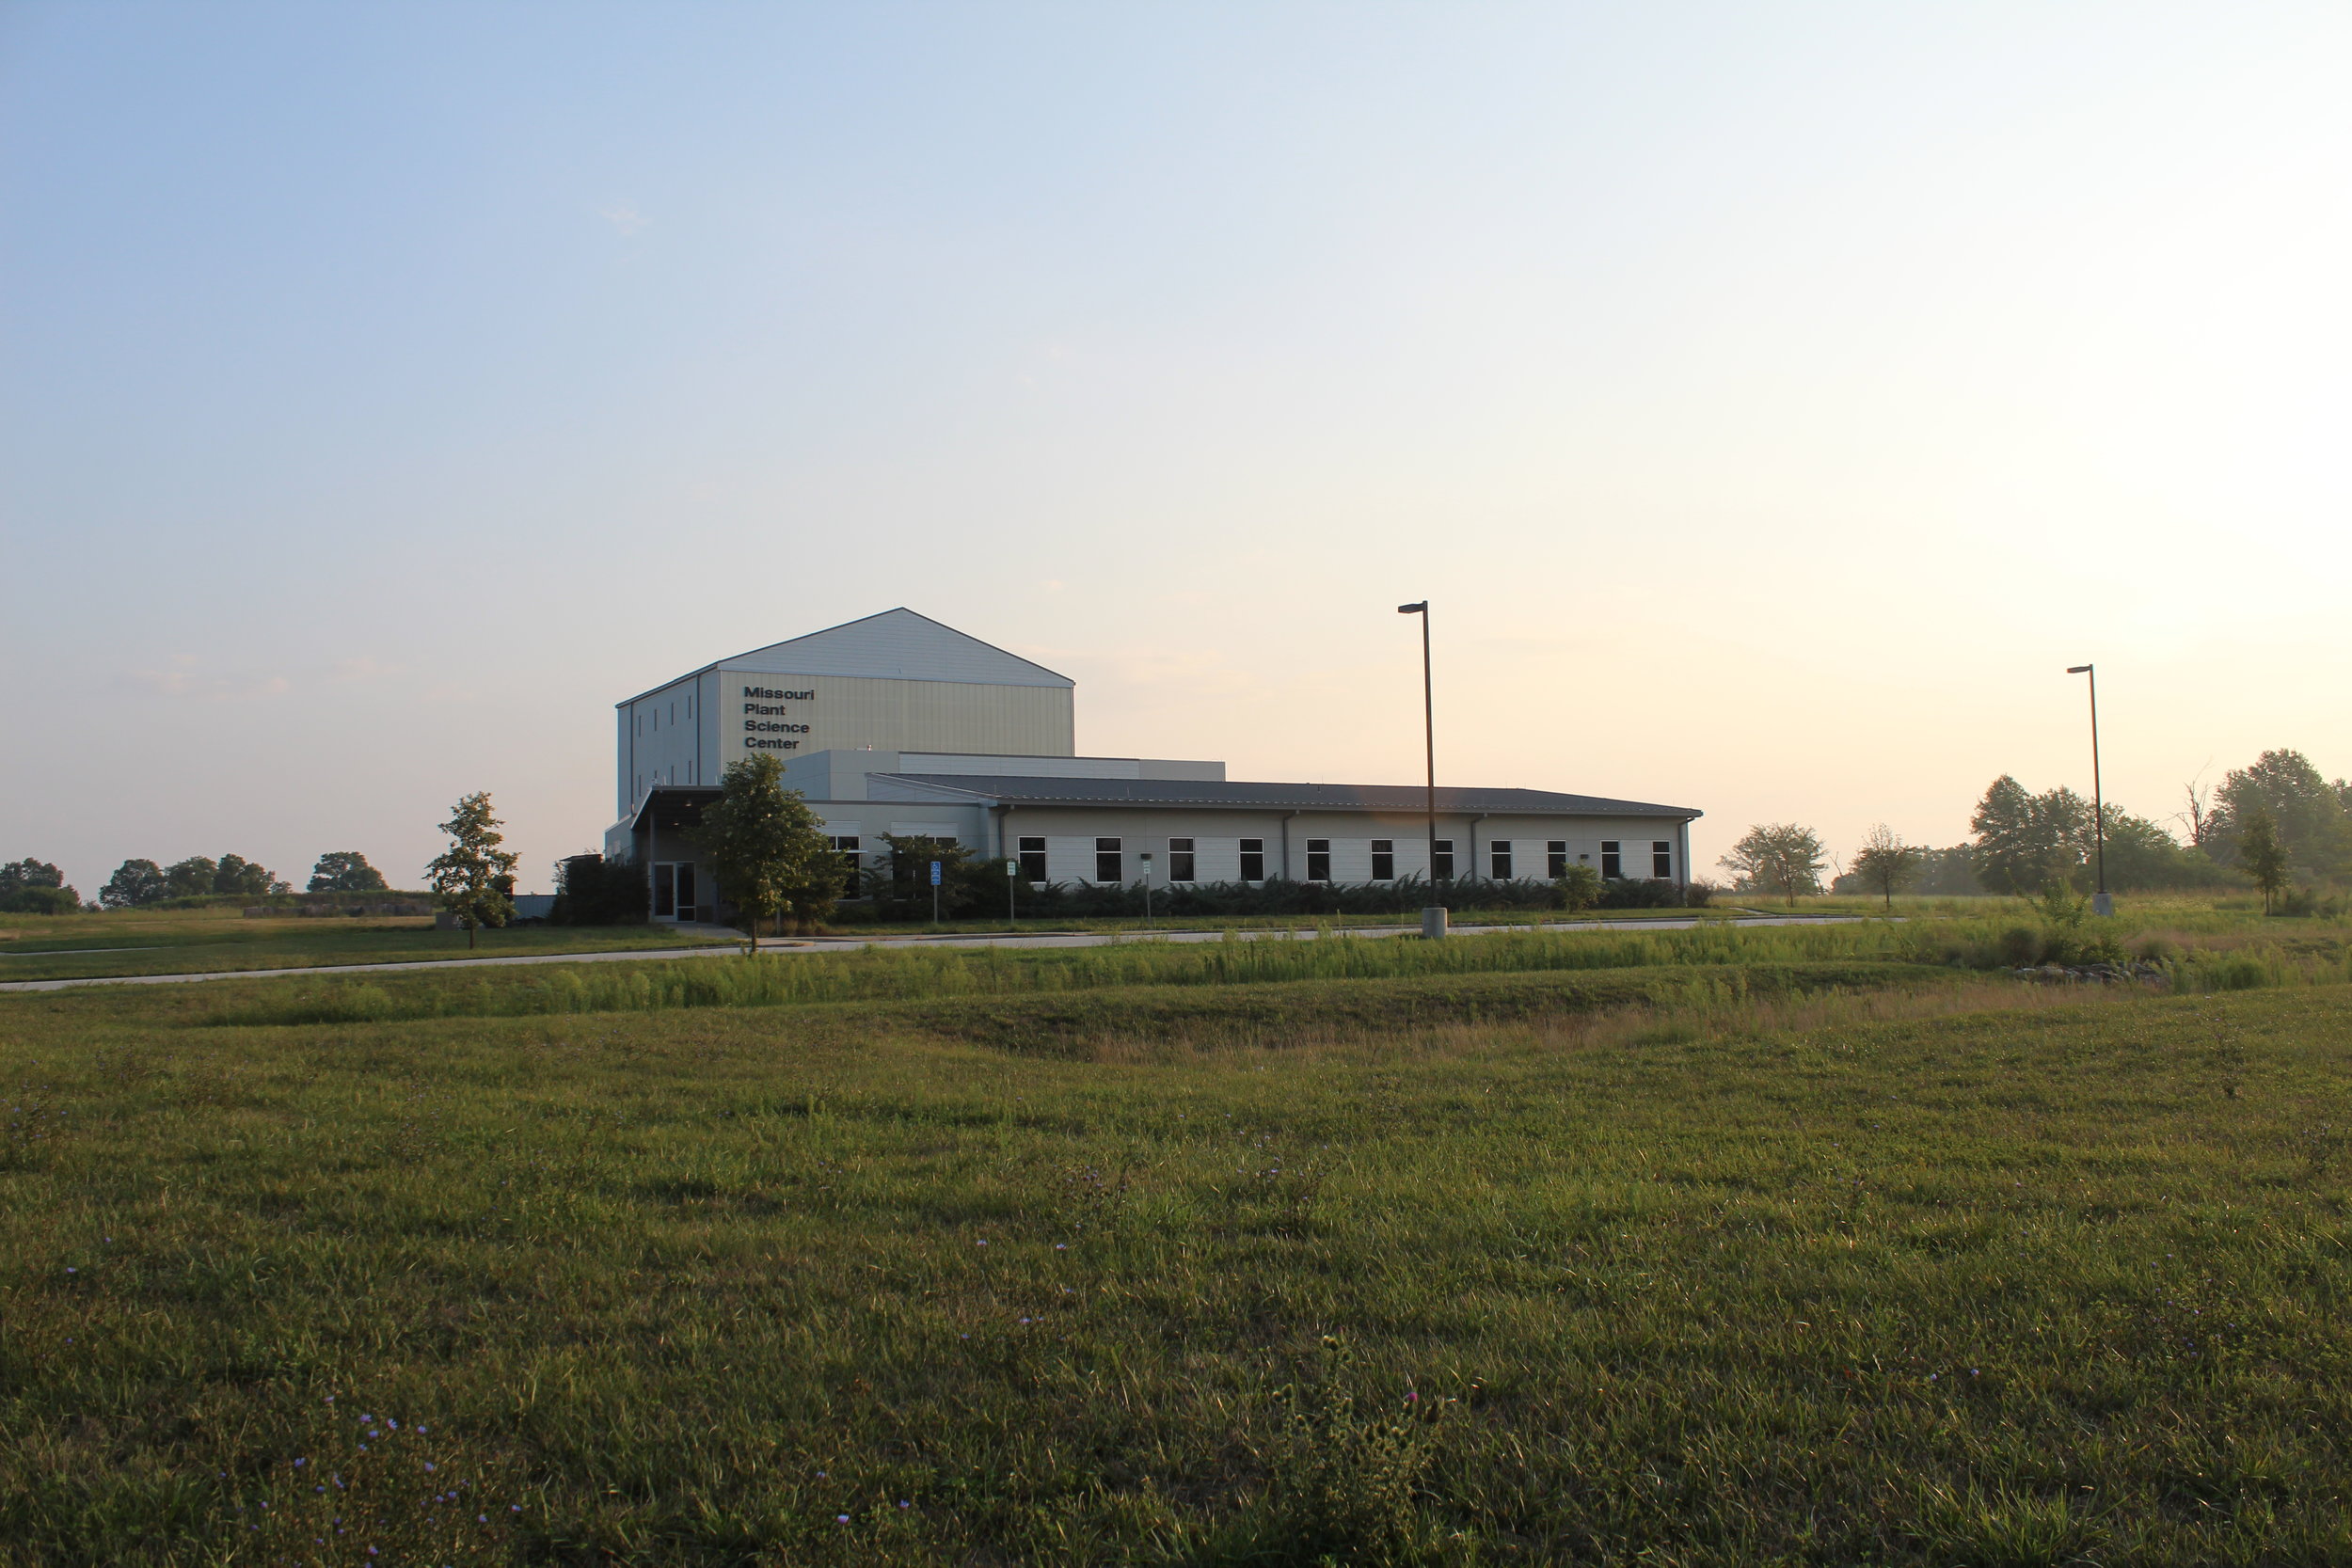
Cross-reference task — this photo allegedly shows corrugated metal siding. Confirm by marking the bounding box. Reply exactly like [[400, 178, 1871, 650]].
[[723, 610, 1073, 687], [899, 752, 1144, 779], [619, 677, 710, 815], [715, 674, 1074, 762]]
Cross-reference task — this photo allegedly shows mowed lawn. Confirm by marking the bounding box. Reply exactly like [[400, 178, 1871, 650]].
[[0, 910, 732, 983], [3, 971, 2351, 1564]]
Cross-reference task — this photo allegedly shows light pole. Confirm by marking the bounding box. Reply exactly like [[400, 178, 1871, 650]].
[[1397, 600, 1445, 939], [2066, 663, 2111, 916]]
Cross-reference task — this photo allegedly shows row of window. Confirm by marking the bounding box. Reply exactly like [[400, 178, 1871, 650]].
[[1010, 836, 1675, 885]]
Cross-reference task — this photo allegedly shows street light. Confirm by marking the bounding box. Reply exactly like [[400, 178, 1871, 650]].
[[1397, 600, 1445, 939], [2066, 663, 2111, 916]]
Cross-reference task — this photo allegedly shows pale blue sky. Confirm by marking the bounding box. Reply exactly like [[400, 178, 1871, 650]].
[[6, 2, 2348, 895]]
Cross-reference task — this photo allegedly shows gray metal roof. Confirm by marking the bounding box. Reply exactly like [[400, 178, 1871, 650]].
[[619, 609, 1073, 705], [875, 773, 1702, 818]]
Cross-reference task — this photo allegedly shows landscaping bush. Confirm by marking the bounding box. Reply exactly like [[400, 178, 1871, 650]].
[[549, 854, 652, 926], [865, 872, 1708, 924]]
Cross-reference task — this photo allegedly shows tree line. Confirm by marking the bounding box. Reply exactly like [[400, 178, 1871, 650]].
[[1721, 748, 2348, 910], [0, 850, 398, 914]]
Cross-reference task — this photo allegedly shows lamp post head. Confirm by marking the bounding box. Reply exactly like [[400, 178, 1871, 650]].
[[1397, 601, 1427, 615], [2067, 664, 2092, 674]]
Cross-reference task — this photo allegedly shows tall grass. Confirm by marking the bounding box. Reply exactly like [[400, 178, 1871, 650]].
[[199, 916, 2352, 1026]]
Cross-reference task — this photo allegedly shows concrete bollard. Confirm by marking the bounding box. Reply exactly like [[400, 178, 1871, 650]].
[[1421, 905, 1449, 940]]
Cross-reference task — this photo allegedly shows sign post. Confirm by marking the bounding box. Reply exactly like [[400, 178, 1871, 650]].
[[1140, 850, 1153, 929], [930, 860, 943, 927], [1005, 858, 1020, 930]]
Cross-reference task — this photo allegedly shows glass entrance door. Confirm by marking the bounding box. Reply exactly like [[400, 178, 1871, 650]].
[[652, 863, 697, 922]]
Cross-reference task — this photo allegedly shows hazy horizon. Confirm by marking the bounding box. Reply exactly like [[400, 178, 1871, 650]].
[[6, 3, 2347, 896]]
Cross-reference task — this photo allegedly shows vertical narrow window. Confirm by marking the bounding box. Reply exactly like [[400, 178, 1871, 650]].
[[1653, 840, 1674, 879], [652, 863, 675, 918], [1238, 838, 1265, 881], [675, 863, 696, 917], [1490, 841, 1513, 879], [1601, 841, 1623, 879], [1305, 839, 1331, 882], [1432, 839, 1454, 880], [1095, 837, 1122, 883], [1018, 836, 1048, 884], [1370, 839, 1394, 880], [1168, 838, 1196, 881], [828, 836, 862, 895], [1547, 841, 1569, 879]]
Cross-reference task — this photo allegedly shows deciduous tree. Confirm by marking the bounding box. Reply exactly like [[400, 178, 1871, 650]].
[[309, 850, 389, 893], [212, 854, 286, 896], [1718, 824, 1827, 907], [2215, 750, 2349, 876], [0, 859, 62, 895], [2238, 807, 2291, 915], [165, 856, 218, 899], [696, 754, 837, 938], [425, 792, 520, 949], [1848, 824, 1921, 911], [1970, 777, 2093, 895], [101, 859, 168, 909], [0, 859, 77, 913]]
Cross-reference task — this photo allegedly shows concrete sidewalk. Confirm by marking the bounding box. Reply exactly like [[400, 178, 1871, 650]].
[[0, 913, 1867, 994]]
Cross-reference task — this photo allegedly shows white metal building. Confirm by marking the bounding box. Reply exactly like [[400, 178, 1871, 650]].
[[608, 609, 1701, 923]]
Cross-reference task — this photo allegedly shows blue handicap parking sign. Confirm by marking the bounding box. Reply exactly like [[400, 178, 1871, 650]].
[[930, 861, 943, 885]]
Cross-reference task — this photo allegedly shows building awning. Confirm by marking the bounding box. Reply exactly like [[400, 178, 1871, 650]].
[[622, 786, 723, 835]]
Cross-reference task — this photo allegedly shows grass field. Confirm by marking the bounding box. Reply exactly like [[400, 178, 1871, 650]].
[[4, 906, 2351, 1564], [0, 910, 732, 983]]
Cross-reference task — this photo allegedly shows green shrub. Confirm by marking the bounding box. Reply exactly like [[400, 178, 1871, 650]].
[[550, 854, 651, 926], [0, 885, 80, 915]]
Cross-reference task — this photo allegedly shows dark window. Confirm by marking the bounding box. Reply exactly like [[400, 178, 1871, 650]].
[[1095, 837, 1122, 884], [1239, 838, 1265, 881], [1654, 840, 1675, 879], [1168, 837, 1196, 881], [1432, 839, 1454, 881], [1490, 841, 1513, 879], [1601, 841, 1623, 879], [828, 835, 862, 896], [1547, 841, 1569, 879], [1017, 836, 1047, 883], [1305, 839, 1331, 882], [653, 863, 675, 918], [675, 863, 696, 918], [1371, 839, 1394, 880]]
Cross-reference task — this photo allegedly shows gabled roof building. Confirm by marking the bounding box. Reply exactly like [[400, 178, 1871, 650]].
[[610, 610, 1700, 923]]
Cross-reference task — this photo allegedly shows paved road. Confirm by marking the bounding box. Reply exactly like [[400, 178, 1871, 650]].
[[0, 913, 1868, 994]]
